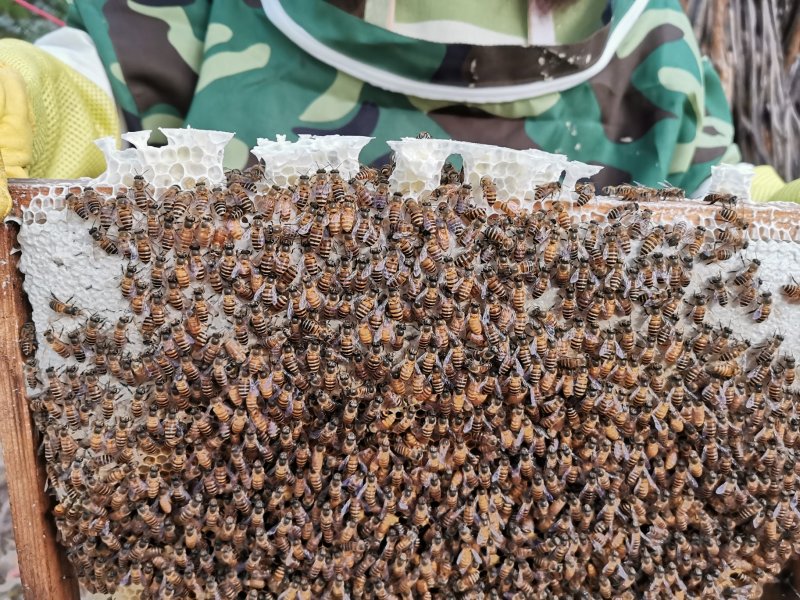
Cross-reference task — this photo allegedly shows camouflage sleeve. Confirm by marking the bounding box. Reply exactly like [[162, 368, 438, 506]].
[[67, 0, 213, 139]]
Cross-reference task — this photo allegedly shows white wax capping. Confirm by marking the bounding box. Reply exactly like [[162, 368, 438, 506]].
[[92, 128, 234, 190], [709, 163, 754, 202], [92, 131, 605, 201], [387, 138, 602, 203], [251, 135, 373, 187]]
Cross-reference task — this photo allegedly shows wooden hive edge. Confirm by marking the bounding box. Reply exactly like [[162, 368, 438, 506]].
[[8, 179, 800, 243]]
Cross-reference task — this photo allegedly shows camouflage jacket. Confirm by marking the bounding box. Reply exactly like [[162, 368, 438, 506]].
[[67, 0, 738, 192]]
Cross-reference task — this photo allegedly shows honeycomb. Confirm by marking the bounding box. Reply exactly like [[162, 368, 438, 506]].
[[387, 138, 602, 202], [91, 128, 233, 189], [251, 134, 372, 188], [12, 132, 800, 599]]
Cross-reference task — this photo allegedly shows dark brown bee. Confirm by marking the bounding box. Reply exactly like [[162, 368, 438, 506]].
[[664, 221, 688, 247], [19, 322, 38, 358]]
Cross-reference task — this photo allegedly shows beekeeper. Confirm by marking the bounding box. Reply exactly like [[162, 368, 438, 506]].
[[0, 0, 796, 210]]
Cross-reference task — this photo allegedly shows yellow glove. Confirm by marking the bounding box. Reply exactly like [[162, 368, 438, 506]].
[[0, 58, 35, 217], [751, 165, 800, 203], [0, 39, 119, 217], [0, 61, 33, 180]]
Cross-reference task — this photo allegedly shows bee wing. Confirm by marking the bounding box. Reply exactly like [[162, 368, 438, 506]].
[[299, 289, 311, 310], [463, 414, 474, 434], [252, 281, 267, 302], [614, 440, 627, 462], [443, 348, 454, 368], [528, 386, 542, 407], [438, 441, 450, 464], [715, 386, 728, 409], [284, 394, 294, 419], [752, 511, 765, 529], [643, 467, 659, 492], [513, 428, 526, 451], [412, 258, 423, 279]]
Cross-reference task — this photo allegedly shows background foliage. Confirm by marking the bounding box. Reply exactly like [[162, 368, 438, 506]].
[[0, 0, 68, 41]]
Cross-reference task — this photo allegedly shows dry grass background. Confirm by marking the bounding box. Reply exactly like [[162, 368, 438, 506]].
[[685, 0, 800, 181]]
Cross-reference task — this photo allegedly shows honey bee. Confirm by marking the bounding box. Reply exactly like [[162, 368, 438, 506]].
[[131, 174, 153, 210], [80, 186, 101, 215], [703, 192, 736, 205], [781, 277, 800, 300], [685, 292, 708, 325], [43, 329, 71, 358], [575, 182, 595, 206], [66, 192, 89, 219], [751, 290, 773, 323], [705, 360, 740, 379], [89, 228, 118, 255], [705, 273, 729, 306], [639, 226, 665, 256], [19, 322, 37, 358], [480, 175, 497, 206], [700, 247, 734, 263], [534, 181, 562, 202]]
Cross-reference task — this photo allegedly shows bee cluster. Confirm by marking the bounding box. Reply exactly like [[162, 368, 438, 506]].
[[19, 161, 800, 600]]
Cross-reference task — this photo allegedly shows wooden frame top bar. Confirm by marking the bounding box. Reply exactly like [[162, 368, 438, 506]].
[[8, 179, 800, 243]]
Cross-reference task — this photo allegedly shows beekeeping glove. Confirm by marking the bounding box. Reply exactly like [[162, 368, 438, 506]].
[[751, 165, 800, 203], [0, 60, 31, 217], [0, 38, 118, 217]]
